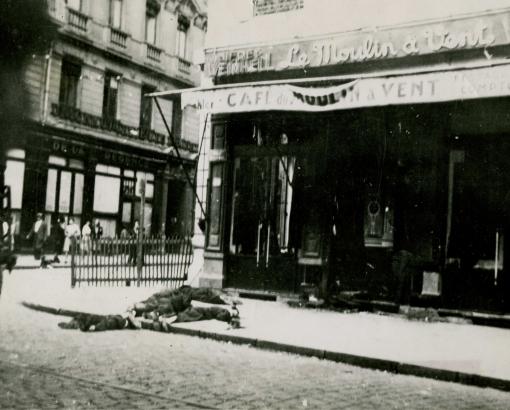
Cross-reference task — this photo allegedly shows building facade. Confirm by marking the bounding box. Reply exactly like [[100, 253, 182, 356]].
[[190, 0, 510, 313], [2, 0, 206, 249]]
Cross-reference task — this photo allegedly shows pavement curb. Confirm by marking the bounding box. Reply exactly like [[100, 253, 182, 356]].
[[167, 326, 510, 393], [21, 301, 510, 392]]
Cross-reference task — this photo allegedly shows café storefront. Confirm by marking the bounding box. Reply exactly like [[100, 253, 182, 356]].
[[179, 9, 510, 312], [3, 124, 196, 250]]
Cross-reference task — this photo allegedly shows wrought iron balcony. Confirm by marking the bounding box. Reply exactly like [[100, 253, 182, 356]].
[[146, 44, 162, 62], [67, 7, 88, 32], [51, 103, 198, 152], [178, 57, 191, 75], [110, 27, 128, 48]]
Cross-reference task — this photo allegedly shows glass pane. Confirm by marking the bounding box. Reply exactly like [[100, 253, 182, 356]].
[[5, 160, 25, 209], [95, 163, 121, 175], [73, 173, 84, 214], [69, 159, 84, 169], [111, 0, 122, 28], [45, 168, 58, 212], [49, 155, 66, 166], [107, 165, 121, 175], [59, 171, 72, 213], [122, 201, 132, 223], [7, 149, 25, 159], [95, 218, 116, 238], [230, 158, 264, 254], [145, 182, 154, 199], [208, 163, 223, 249], [96, 163, 108, 173], [144, 203, 152, 235], [93, 175, 120, 213], [124, 169, 134, 178], [136, 172, 153, 197], [146, 16, 156, 44]]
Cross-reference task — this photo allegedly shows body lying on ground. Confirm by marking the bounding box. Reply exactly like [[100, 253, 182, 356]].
[[58, 286, 239, 332]]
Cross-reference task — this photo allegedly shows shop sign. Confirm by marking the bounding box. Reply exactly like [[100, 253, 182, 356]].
[[103, 151, 148, 168], [52, 140, 86, 157], [205, 11, 510, 77], [182, 64, 510, 114]]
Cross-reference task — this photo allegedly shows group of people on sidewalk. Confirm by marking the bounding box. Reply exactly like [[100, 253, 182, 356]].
[[26, 213, 104, 265]]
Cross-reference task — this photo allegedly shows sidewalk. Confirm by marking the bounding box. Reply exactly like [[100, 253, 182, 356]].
[[13, 254, 71, 269], [3, 268, 510, 391]]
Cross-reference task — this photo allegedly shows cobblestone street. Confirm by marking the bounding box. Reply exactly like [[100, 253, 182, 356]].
[[2, 270, 510, 409]]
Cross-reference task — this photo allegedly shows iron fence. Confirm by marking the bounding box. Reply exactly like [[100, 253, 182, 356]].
[[70, 236, 193, 287]]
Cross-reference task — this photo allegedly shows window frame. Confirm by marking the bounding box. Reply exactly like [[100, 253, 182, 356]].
[[59, 57, 81, 108], [109, 0, 122, 29], [139, 84, 156, 131], [45, 156, 85, 219], [175, 15, 190, 60], [205, 161, 225, 251], [145, 14, 157, 45], [102, 71, 120, 120]]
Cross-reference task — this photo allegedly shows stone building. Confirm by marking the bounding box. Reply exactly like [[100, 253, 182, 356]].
[[175, 0, 510, 313], [2, 0, 207, 248]]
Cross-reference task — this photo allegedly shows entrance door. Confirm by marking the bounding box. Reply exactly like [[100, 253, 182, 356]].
[[446, 139, 510, 310], [226, 149, 299, 292]]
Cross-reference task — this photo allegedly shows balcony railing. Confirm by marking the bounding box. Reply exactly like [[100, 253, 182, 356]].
[[67, 7, 88, 32], [146, 44, 162, 62], [51, 103, 198, 152], [110, 27, 128, 48], [178, 57, 192, 75]]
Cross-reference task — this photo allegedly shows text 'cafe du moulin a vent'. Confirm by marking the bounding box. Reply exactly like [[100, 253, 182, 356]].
[[180, 8, 510, 314]]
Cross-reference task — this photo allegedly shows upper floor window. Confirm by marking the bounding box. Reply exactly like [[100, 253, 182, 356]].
[[145, 0, 160, 45], [175, 15, 189, 59], [110, 0, 122, 28], [103, 71, 119, 119], [66, 0, 82, 11], [139, 84, 156, 131], [59, 58, 81, 108]]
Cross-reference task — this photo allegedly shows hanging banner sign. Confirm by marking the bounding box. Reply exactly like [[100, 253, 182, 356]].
[[182, 64, 510, 114]]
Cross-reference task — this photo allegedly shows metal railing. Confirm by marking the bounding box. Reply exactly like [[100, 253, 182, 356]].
[[110, 27, 128, 48], [178, 57, 192, 74], [146, 44, 162, 62], [70, 236, 193, 287], [67, 7, 88, 31], [51, 103, 199, 152]]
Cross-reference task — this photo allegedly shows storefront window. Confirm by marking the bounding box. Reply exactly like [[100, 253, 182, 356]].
[[207, 162, 224, 249], [93, 174, 120, 213], [5, 149, 26, 236], [93, 164, 155, 236], [45, 156, 84, 222], [136, 171, 154, 198], [73, 173, 84, 214], [5, 150, 25, 210], [122, 202, 132, 223]]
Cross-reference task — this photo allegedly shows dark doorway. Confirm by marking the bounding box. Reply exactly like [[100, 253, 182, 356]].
[[166, 179, 190, 237]]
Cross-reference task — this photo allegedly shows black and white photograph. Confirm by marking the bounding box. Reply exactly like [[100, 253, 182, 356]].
[[1, 0, 510, 408]]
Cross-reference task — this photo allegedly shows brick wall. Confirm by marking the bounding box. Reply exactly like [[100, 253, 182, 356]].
[[253, 0, 304, 16]]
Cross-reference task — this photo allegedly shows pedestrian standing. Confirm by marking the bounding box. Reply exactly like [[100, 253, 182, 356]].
[[26, 213, 47, 260], [63, 218, 80, 263], [92, 220, 103, 255], [52, 216, 65, 263], [81, 221, 92, 255], [128, 220, 139, 264]]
